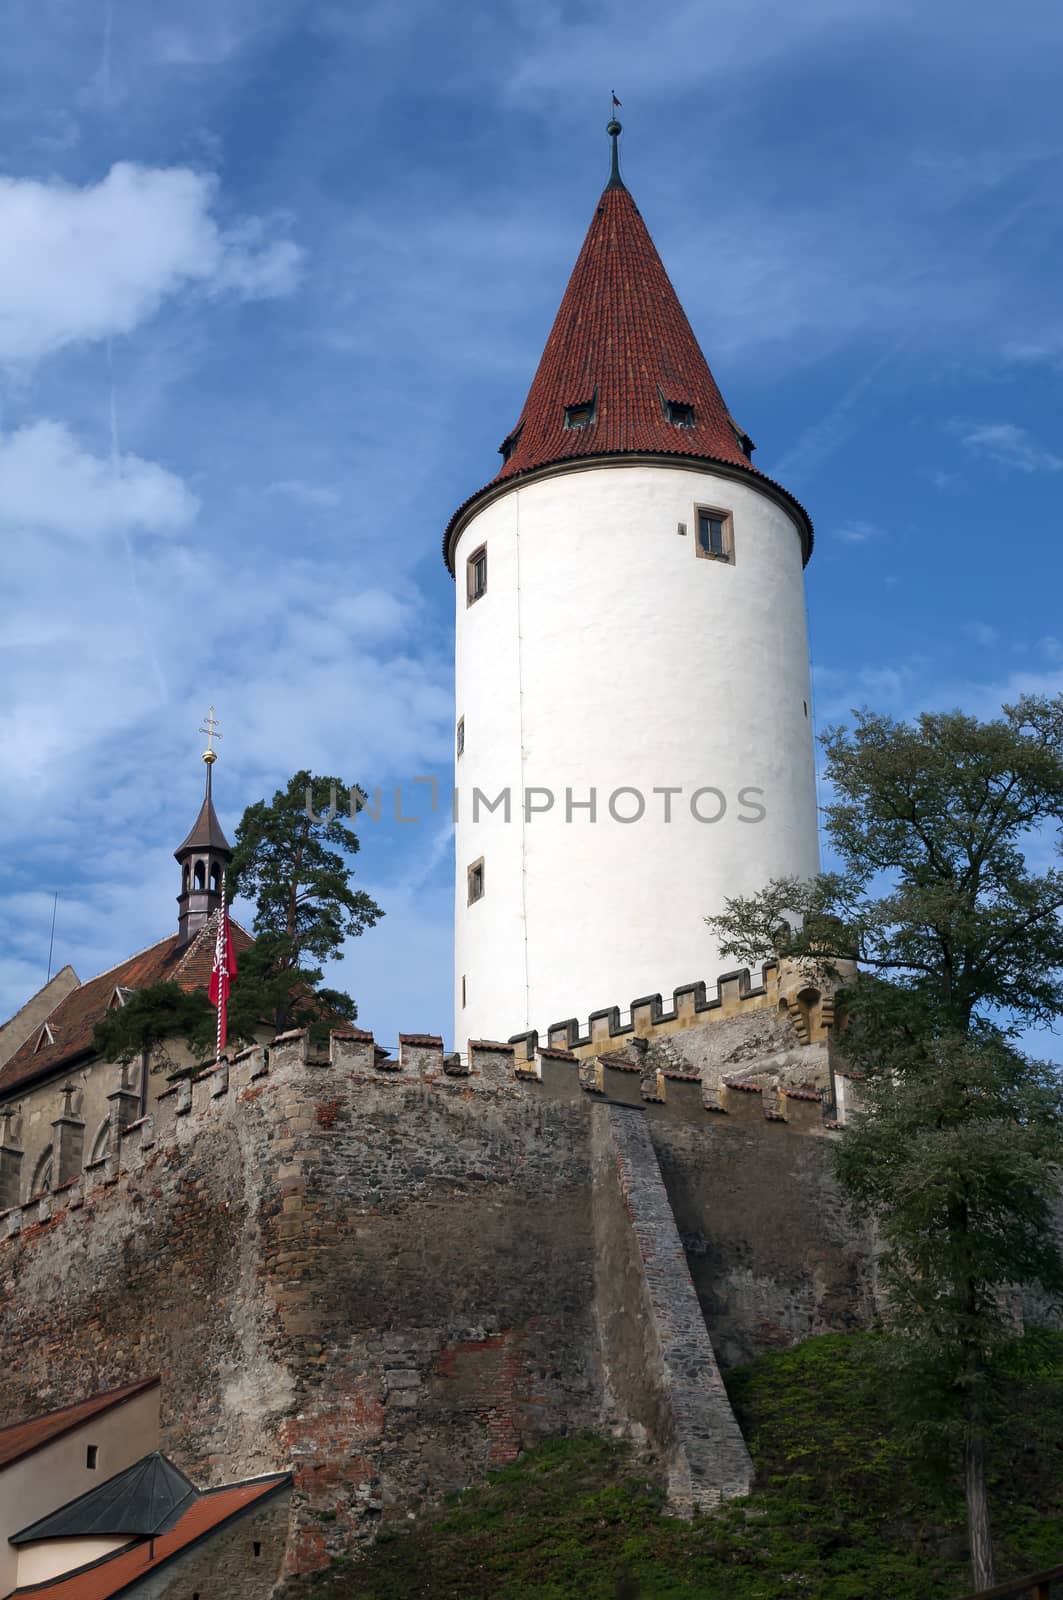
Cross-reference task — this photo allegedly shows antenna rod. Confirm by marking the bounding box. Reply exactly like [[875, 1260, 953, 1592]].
[[46, 892, 58, 982]]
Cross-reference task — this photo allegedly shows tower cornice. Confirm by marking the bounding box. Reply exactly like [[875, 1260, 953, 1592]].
[[443, 450, 814, 573]]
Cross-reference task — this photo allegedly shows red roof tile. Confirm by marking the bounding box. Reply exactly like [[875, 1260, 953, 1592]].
[[445, 175, 812, 569], [11, 1474, 289, 1599], [0, 917, 253, 1097], [0, 1379, 159, 1472]]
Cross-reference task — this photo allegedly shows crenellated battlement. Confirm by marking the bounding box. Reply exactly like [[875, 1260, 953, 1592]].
[[0, 1011, 840, 1254], [507, 956, 849, 1064]]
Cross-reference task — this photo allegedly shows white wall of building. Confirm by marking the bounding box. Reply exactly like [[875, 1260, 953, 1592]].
[[17, 1535, 131, 1586], [452, 461, 819, 1050]]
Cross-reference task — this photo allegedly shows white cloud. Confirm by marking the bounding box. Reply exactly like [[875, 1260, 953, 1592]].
[[0, 163, 303, 364], [153, 25, 244, 66], [267, 479, 342, 509], [965, 621, 999, 648], [0, 420, 197, 538], [835, 518, 883, 544], [1004, 331, 1063, 372], [949, 419, 1063, 474]]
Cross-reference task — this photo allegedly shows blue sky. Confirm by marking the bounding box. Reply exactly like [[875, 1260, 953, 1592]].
[[1, 0, 1061, 1052]]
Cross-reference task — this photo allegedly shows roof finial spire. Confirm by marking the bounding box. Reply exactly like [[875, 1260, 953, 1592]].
[[198, 704, 221, 765], [197, 705, 222, 799], [607, 94, 624, 190]]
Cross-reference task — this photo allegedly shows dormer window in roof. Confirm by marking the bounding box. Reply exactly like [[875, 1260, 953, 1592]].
[[564, 394, 597, 431], [33, 1023, 55, 1053], [109, 986, 131, 1011], [730, 419, 755, 459], [664, 398, 695, 429], [499, 424, 523, 464]]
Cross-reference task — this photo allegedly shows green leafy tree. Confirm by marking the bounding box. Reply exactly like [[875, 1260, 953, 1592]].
[[227, 771, 383, 1039], [91, 981, 215, 1073], [706, 696, 1063, 1591]]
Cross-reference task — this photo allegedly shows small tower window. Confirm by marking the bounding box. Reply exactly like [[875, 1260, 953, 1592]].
[[467, 858, 485, 905], [665, 399, 695, 428], [182, 864, 190, 893], [210, 862, 221, 893], [695, 506, 734, 564], [86, 1445, 99, 1470], [456, 717, 465, 758], [564, 396, 596, 430], [194, 861, 206, 891], [467, 546, 487, 606]]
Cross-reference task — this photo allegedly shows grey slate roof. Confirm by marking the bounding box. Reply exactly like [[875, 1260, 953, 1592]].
[[11, 1452, 196, 1544]]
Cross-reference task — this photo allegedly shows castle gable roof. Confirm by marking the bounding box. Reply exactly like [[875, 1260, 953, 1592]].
[[0, 917, 253, 1098], [9, 1474, 290, 1600], [0, 1379, 159, 1473], [12, 1453, 195, 1543]]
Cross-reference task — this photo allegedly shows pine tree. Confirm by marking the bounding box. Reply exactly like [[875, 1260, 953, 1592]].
[[227, 770, 383, 1039]]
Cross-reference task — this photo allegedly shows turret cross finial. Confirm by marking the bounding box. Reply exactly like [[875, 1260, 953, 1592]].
[[198, 705, 223, 766]]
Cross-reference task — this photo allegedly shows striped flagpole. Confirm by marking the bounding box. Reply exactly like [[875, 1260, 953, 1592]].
[[215, 876, 227, 1064]]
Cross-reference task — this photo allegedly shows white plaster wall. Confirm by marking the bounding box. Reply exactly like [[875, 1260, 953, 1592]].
[[17, 1534, 130, 1586], [453, 463, 819, 1049]]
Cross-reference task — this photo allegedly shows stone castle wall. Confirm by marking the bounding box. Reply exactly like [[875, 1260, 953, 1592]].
[[0, 1015, 873, 1579]]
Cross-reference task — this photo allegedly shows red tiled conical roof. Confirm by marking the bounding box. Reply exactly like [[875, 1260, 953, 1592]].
[[497, 182, 752, 482], [444, 157, 812, 569]]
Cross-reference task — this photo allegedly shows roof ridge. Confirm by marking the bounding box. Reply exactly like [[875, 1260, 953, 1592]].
[[0, 1378, 159, 1471], [68, 935, 179, 996]]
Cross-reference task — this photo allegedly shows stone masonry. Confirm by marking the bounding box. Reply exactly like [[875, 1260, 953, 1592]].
[[0, 970, 875, 1585]]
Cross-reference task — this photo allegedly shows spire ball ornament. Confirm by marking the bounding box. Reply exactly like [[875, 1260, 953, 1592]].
[[606, 116, 624, 189]]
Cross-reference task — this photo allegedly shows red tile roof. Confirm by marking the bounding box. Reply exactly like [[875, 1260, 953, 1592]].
[[0, 918, 253, 1098], [0, 1379, 159, 1472], [445, 176, 812, 569], [11, 1474, 289, 1600]]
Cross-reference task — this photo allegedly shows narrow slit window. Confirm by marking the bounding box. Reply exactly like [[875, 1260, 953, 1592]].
[[461, 975, 467, 1009], [456, 717, 465, 758], [695, 507, 734, 563], [467, 546, 487, 605], [86, 1445, 98, 1470], [467, 859, 485, 905]]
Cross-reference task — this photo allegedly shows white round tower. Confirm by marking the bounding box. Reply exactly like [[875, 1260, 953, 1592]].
[[446, 124, 819, 1050]]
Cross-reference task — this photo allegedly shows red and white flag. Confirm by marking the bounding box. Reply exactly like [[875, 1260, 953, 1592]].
[[209, 878, 238, 1058]]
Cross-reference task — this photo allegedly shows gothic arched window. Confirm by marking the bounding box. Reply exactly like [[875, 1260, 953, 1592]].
[[210, 862, 220, 894], [194, 860, 206, 891], [30, 1145, 53, 1198], [89, 1122, 111, 1165]]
